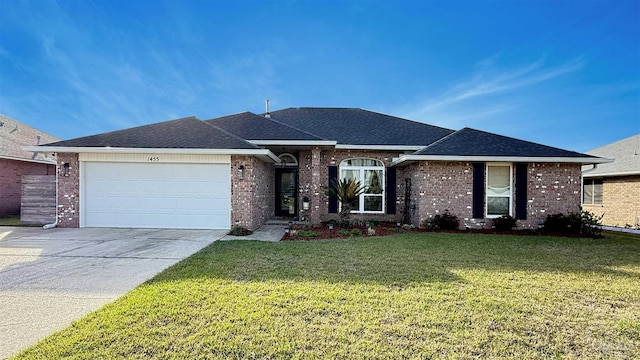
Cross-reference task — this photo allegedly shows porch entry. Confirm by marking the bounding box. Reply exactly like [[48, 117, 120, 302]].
[[275, 168, 298, 217]]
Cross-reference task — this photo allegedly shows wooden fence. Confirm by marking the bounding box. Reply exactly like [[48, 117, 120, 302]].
[[21, 175, 56, 225]]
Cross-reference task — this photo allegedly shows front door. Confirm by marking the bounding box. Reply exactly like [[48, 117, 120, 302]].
[[275, 168, 297, 217]]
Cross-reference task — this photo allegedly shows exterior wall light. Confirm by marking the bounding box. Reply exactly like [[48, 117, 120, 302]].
[[238, 165, 245, 180], [62, 162, 70, 177], [302, 197, 310, 210]]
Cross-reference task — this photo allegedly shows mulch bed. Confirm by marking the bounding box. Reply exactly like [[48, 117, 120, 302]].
[[281, 222, 589, 241]]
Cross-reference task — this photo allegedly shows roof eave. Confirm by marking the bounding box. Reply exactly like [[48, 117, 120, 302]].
[[335, 144, 424, 151], [582, 170, 640, 178], [391, 155, 613, 167], [22, 146, 280, 163], [0, 154, 57, 165]]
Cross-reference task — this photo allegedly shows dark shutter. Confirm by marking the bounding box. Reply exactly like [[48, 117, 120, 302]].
[[472, 163, 485, 219], [515, 163, 528, 220], [386, 167, 396, 214], [328, 166, 338, 213]]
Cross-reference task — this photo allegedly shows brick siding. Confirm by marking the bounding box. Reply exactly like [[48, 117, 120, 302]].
[[55, 153, 80, 227], [230, 155, 274, 230], [583, 175, 640, 228], [407, 161, 581, 229], [0, 158, 55, 216], [523, 163, 582, 228], [298, 149, 406, 224]]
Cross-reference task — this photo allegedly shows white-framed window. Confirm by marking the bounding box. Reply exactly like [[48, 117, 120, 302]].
[[486, 163, 512, 218], [583, 179, 603, 205], [339, 158, 384, 213]]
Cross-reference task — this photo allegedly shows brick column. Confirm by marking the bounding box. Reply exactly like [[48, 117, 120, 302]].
[[56, 153, 80, 228], [310, 147, 322, 224]]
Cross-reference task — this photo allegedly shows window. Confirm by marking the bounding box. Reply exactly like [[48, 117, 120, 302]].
[[486, 163, 512, 217], [278, 153, 298, 167], [583, 179, 603, 205], [339, 158, 384, 213]]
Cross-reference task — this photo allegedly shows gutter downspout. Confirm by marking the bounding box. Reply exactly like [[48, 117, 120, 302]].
[[43, 162, 59, 229]]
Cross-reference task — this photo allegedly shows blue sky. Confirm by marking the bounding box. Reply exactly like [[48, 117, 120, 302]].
[[1, 0, 638, 152]]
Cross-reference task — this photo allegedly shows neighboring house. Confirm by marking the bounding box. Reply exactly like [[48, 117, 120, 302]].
[[582, 134, 640, 228], [0, 114, 59, 216], [25, 108, 609, 230]]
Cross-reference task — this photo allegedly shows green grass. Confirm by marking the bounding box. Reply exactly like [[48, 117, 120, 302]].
[[15, 232, 640, 359], [0, 215, 21, 226]]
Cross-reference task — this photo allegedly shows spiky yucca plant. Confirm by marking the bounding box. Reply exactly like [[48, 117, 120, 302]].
[[325, 178, 366, 227]]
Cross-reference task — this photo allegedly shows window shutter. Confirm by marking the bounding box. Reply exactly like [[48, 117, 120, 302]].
[[328, 166, 338, 213], [386, 167, 396, 214], [472, 163, 485, 218], [515, 163, 528, 220]]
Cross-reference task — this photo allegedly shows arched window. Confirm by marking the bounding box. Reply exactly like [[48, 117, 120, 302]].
[[278, 153, 298, 167], [339, 158, 384, 213]]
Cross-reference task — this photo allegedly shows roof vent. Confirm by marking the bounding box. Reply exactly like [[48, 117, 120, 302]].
[[265, 99, 271, 118]]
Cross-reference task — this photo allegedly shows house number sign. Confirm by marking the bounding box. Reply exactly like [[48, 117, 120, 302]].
[[148, 156, 160, 162]]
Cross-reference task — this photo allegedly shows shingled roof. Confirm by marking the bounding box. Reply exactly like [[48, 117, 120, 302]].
[[414, 127, 598, 158], [0, 114, 59, 163], [45, 116, 258, 149], [205, 112, 324, 141], [267, 108, 454, 146], [583, 133, 640, 177]]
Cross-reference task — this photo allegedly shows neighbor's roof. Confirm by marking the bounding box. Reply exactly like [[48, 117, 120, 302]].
[[43, 117, 259, 150], [205, 112, 325, 141], [267, 107, 454, 146], [583, 133, 640, 177], [415, 128, 598, 158], [0, 114, 59, 164]]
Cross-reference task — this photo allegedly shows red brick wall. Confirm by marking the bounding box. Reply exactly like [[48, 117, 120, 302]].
[[0, 158, 55, 216], [412, 161, 477, 228], [230, 155, 274, 230], [523, 163, 582, 228], [407, 161, 582, 229], [298, 149, 406, 224], [56, 153, 80, 228]]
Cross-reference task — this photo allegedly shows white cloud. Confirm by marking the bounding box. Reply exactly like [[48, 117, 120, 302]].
[[400, 55, 585, 125]]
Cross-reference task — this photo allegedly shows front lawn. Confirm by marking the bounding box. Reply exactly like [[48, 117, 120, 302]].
[[15, 232, 640, 359]]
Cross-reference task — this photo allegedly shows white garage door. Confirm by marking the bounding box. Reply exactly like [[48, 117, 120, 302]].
[[83, 162, 230, 229]]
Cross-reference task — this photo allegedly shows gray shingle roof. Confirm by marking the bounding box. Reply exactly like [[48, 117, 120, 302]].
[[267, 107, 454, 146], [583, 134, 640, 177], [414, 127, 598, 158], [45, 116, 259, 149], [205, 112, 324, 140]]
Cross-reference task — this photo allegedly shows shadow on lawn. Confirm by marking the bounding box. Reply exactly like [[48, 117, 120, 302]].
[[148, 232, 640, 287]]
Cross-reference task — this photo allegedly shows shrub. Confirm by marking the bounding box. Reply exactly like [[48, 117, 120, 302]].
[[543, 210, 603, 237], [228, 225, 252, 236], [349, 228, 363, 237], [422, 210, 460, 230], [298, 230, 319, 238], [366, 219, 380, 228], [493, 215, 517, 231], [367, 227, 376, 236], [543, 213, 569, 233], [350, 219, 365, 227], [337, 229, 352, 237]]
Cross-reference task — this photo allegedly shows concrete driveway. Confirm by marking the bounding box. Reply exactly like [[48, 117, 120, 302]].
[[0, 226, 226, 359]]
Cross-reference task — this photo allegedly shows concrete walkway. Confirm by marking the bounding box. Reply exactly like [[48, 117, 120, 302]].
[[0, 227, 226, 359], [221, 225, 286, 242]]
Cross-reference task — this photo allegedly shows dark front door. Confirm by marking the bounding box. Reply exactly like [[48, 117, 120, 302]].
[[275, 168, 298, 217]]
